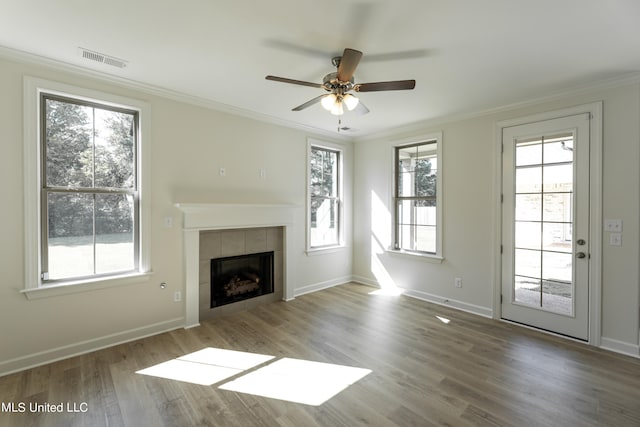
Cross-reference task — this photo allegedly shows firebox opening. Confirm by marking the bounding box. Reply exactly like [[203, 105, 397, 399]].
[[211, 251, 274, 308]]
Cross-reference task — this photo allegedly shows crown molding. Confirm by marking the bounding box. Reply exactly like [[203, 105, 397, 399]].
[[356, 71, 640, 143], [0, 45, 353, 142]]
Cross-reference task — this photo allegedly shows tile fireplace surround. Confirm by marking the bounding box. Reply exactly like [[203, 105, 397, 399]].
[[175, 203, 298, 328]]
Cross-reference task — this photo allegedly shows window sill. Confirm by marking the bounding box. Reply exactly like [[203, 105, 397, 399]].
[[386, 249, 444, 264], [21, 271, 153, 300], [306, 245, 347, 256]]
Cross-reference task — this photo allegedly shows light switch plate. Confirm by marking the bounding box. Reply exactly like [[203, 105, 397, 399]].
[[604, 219, 622, 232]]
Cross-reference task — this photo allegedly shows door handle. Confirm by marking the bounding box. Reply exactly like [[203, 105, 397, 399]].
[[576, 252, 587, 259]]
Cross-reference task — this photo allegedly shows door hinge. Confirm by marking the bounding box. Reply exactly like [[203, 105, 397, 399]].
[[500, 294, 503, 303], [500, 245, 503, 254], [501, 194, 504, 203]]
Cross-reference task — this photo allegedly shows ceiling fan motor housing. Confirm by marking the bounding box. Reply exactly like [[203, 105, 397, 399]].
[[322, 72, 354, 93]]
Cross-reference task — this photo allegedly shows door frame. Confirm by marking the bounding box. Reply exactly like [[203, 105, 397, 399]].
[[494, 102, 603, 345]]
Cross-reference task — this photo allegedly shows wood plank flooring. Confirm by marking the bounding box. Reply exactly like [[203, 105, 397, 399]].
[[1, 282, 640, 426]]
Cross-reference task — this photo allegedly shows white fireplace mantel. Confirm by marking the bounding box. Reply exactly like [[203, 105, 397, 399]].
[[175, 203, 299, 328]]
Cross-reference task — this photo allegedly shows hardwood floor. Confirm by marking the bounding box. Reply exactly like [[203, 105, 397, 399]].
[[2, 282, 640, 426]]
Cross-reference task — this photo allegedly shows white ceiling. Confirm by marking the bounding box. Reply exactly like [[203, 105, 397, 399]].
[[2, 0, 640, 137]]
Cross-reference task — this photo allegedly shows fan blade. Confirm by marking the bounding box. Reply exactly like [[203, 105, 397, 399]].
[[265, 75, 323, 89], [292, 95, 326, 111], [337, 48, 363, 82], [353, 100, 370, 115], [354, 80, 416, 92]]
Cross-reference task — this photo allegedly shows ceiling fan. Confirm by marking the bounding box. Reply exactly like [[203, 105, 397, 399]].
[[265, 48, 415, 116]]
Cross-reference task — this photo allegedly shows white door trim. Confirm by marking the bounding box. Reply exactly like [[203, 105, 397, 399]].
[[494, 102, 603, 345]]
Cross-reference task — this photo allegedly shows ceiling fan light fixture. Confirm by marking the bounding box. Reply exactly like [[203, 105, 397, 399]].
[[330, 101, 344, 116], [343, 93, 359, 111], [321, 94, 337, 111]]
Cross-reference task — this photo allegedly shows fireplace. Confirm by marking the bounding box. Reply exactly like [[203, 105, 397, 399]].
[[176, 203, 298, 327], [211, 251, 274, 307]]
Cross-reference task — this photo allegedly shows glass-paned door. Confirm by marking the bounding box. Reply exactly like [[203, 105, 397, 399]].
[[502, 114, 590, 340]]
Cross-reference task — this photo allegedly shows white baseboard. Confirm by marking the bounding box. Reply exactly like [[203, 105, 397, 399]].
[[599, 337, 640, 359], [350, 275, 493, 318], [402, 289, 494, 318], [0, 317, 185, 377], [350, 275, 379, 288], [293, 276, 353, 298]]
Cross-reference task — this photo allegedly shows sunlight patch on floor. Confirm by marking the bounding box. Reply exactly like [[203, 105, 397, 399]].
[[369, 287, 404, 296], [219, 357, 372, 406], [136, 348, 371, 405], [436, 315, 451, 324], [136, 347, 274, 386]]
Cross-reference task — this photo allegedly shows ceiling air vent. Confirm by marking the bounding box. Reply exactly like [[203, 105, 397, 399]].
[[78, 47, 128, 68]]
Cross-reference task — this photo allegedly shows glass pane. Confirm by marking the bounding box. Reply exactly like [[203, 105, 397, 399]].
[[542, 280, 572, 315], [415, 225, 436, 253], [516, 142, 542, 166], [310, 148, 338, 197], [514, 276, 541, 306], [543, 164, 572, 193], [397, 224, 413, 251], [45, 99, 93, 188], [515, 167, 541, 193], [96, 194, 135, 274], [397, 144, 437, 198], [514, 249, 541, 279], [542, 251, 572, 283], [542, 223, 572, 253], [95, 109, 135, 189], [543, 193, 572, 222], [310, 198, 338, 247], [515, 194, 541, 221], [397, 172, 414, 197], [47, 193, 94, 280], [515, 221, 541, 250], [543, 139, 573, 164]]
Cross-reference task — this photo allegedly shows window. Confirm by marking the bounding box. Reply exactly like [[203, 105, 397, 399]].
[[24, 77, 150, 295], [41, 95, 139, 282], [308, 143, 342, 249], [394, 137, 442, 256]]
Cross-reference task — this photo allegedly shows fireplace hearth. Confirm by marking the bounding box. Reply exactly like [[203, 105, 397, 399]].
[[211, 251, 274, 307]]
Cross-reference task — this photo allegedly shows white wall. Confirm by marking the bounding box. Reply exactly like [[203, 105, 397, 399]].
[[0, 55, 353, 375], [353, 81, 640, 355]]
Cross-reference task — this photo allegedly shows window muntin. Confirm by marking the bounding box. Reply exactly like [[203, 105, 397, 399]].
[[394, 141, 438, 254], [309, 145, 341, 248], [41, 94, 139, 282]]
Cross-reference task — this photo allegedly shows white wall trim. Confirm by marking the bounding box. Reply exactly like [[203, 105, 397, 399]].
[[294, 276, 353, 298], [0, 317, 184, 377], [350, 275, 493, 318], [22, 76, 152, 296], [1, 45, 353, 142], [402, 289, 494, 318], [599, 337, 640, 359], [494, 102, 604, 346]]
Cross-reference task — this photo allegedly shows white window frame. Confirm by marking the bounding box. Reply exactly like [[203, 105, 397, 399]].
[[306, 138, 344, 253], [390, 132, 443, 261], [22, 77, 151, 299]]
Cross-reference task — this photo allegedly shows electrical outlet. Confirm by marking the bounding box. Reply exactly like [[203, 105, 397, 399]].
[[610, 233, 622, 246], [454, 277, 462, 288], [259, 168, 267, 179], [174, 291, 182, 302], [219, 167, 226, 177], [163, 216, 173, 228]]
